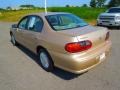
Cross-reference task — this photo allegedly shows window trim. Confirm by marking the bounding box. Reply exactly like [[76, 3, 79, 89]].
[[17, 15, 44, 32], [45, 14, 59, 31], [17, 16, 29, 30]]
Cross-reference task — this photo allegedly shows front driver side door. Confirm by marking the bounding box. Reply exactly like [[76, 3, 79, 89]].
[[22, 15, 44, 53], [15, 16, 29, 46]]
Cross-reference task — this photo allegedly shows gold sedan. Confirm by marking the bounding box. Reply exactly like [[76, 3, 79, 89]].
[[10, 12, 111, 74]]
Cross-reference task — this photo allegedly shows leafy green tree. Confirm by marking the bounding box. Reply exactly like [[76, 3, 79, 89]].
[[97, 0, 106, 7], [90, 0, 106, 8], [90, 0, 97, 8], [108, 0, 120, 7], [0, 8, 5, 11], [20, 5, 35, 8], [66, 5, 70, 7], [82, 4, 88, 7], [6, 6, 12, 10]]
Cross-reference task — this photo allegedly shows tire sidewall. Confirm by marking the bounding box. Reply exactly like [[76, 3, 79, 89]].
[[38, 49, 54, 72], [11, 34, 16, 46]]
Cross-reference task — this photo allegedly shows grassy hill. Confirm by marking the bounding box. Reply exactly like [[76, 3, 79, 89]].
[[0, 7, 107, 24], [0, 9, 44, 22]]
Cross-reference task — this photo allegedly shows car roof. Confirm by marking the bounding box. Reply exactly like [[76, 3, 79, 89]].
[[29, 12, 71, 17], [110, 7, 120, 9]]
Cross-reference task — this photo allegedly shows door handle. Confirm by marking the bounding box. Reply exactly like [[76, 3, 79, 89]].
[[16, 28, 19, 32], [17, 28, 22, 32]]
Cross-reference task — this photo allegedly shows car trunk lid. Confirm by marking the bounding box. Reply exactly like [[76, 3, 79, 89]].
[[76, 26, 107, 49], [58, 25, 108, 48]]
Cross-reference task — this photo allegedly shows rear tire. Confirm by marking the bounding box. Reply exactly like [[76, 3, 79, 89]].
[[117, 26, 120, 29], [38, 49, 54, 72]]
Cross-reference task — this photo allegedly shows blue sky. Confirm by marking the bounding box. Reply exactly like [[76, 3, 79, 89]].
[[0, 0, 91, 8]]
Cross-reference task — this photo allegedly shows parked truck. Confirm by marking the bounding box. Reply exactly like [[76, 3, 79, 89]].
[[97, 7, 120, 28]]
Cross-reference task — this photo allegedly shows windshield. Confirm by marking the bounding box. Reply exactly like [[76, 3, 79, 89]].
[[46, 14, 88, 31], [108, 8, 120, 13]]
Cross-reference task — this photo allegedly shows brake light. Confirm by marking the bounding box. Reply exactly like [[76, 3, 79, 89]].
[[65, 40, 92, 53], [105, 32, 110, 40]]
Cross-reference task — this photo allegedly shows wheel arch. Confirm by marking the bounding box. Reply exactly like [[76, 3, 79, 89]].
[[36, 45, 48, 54], [36, 45, 54, 65]]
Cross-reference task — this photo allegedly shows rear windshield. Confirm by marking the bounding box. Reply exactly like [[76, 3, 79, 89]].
[[108, 8, 120, 13], [46, 14, 88, 31]]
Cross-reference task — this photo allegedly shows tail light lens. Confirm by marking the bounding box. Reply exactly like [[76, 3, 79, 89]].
[[105, 32, 110, 40], [65, 40, 92, 53]]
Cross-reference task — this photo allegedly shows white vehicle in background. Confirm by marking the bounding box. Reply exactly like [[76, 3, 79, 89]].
[[97, 7, 120, 28]]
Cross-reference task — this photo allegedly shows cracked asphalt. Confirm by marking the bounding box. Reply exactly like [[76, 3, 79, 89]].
[[0, 22, 120, 90]]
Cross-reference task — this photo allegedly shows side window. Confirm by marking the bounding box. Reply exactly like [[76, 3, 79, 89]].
[[27, 16, 43, 32], [18, 17, 28, 29]]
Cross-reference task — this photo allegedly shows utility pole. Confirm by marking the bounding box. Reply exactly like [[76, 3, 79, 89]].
[[45, 0, 47, 14]]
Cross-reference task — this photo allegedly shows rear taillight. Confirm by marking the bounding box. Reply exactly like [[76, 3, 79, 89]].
[[105, 32, 110, 40], [65, 40, 92, 53]]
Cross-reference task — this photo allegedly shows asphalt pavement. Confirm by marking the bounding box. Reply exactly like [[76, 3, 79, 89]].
[[0, 22, 120, 90]]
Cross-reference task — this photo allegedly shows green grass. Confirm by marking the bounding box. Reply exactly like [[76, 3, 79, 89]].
[[0, 7, 107, 24], [0, 9, 44, 22]]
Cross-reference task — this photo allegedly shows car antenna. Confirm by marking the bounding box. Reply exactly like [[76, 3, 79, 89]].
[[44, 0, 47, 14]]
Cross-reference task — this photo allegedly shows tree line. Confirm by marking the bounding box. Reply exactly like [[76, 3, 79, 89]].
[[90, 0, 120, 8], [1, 0, 120, 11]]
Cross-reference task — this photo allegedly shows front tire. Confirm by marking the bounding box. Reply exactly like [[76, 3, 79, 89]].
[[11, 34, 18, 46], [38, 49, 54, 72]]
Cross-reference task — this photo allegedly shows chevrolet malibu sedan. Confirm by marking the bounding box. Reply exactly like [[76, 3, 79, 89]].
[[10, 12, 111, 74]]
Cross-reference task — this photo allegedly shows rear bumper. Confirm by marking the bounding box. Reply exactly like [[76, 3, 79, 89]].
[[97, 20, 120, 27], [49, 41, 112, 74]]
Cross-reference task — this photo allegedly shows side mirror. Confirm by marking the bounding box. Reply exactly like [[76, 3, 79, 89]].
[[12, 24, 18, 28]]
